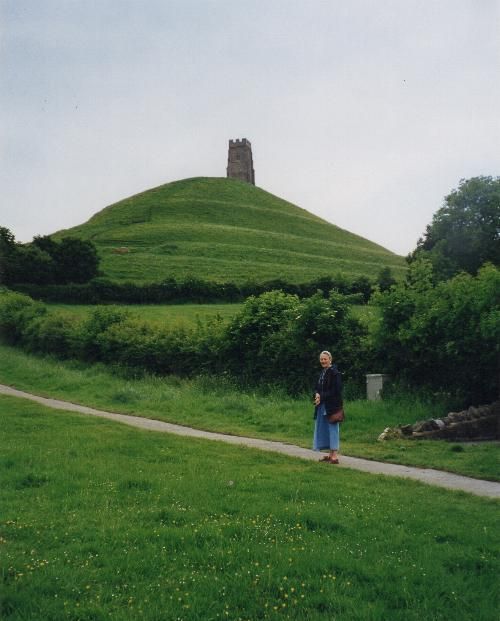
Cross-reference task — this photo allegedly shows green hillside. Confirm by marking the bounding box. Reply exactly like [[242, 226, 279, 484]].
[[56, 177, 405, 284]]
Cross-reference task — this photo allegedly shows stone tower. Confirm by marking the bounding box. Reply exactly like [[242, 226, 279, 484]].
[[226, 138, 255, 185]]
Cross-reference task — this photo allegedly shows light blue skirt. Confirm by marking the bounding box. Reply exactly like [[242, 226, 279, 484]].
[[313, 404, 340, 451]]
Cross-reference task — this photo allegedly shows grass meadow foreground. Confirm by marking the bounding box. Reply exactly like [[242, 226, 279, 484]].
[[1, 395, 498, 621], [0, 345, 498, 481]]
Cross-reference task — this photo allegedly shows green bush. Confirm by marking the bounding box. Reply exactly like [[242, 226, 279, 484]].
[[190, 315, 228, 375], [0, 289, 368, 395], [150, 327, 198, 375], [77, 306, 131, 362], [224, 290, 368, 393], [22, 311, 80, 358], [0, 291, 46, 345], [375, 260, 500, 404], [224, 290, 300, 382], [95, 317, 162, 369]]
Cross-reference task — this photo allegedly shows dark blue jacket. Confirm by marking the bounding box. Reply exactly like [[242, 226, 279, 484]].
[[314, 364, 342, 418]]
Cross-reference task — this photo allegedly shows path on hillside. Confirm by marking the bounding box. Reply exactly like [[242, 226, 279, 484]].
[[1, 383, 499, 499]]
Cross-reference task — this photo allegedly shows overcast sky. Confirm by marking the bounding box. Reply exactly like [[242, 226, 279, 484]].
[[1, 0, 499, 256]]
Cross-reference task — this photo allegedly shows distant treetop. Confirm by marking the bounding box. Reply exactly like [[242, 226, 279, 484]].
[[408, 176, 500, 280]]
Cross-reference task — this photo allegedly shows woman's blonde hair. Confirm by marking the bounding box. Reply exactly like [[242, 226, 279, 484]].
[[320, 350, 332, 361]]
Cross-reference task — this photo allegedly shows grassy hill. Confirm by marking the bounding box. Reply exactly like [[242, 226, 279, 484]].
[[56, 177, 405, 284]]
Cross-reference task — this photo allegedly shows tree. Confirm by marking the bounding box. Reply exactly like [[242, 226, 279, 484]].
[[0, 227, 54, 285], [409, 176, 500, 280], [0, 227, 16, 284], [377, 267, 396, 292], [33, 235, 100, 283], [0, 226, 16, 249], [7, 245, 55, 285], [0, 230, 100, 286], [52, 237, 100, 284], [375, 259, 500, 405], [349, 276, 372, 302], [32, 235, 59, 257]]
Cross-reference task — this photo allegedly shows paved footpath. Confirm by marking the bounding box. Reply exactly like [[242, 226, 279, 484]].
[[1, 383, 499, 499]]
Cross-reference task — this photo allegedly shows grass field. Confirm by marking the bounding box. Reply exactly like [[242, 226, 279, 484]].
[[0, 345, 498, 482], [1, 395, 498, 621], [54, 177, 406, 284], [347, 303, 381, 335], [47, 303, 243, 328], [46, 302, 379, 332]]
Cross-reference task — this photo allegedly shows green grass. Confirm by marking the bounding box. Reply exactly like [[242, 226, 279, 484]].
[[0, 345, 498, 481], [54, 177, 406, 284], [1, 395, 498, 621], [47, 301, 378, 333], [348, 303, 381, 335], [47, 302, 243, 328]]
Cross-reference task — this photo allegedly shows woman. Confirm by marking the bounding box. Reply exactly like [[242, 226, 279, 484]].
[[313, 350, 342, 464]]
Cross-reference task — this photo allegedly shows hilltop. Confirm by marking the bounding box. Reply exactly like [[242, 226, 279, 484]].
[[55, 177, 405, 284]]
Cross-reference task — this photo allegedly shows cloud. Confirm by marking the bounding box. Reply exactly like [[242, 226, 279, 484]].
[[1, 0, 499, 255]]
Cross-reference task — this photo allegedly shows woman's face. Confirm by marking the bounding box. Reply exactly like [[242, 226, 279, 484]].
[[319, 353, 331, 368]]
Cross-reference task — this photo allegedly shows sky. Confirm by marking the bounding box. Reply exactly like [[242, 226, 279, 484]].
[[1, 0, 499, 256]]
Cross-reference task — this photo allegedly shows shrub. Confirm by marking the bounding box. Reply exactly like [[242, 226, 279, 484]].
[[224, 291, 300, 383], [375, 260, 500, 404], [77, 306, 131, 361], [95, 317, 161, 369], [190, 315, 228, 375], [22, 311, 80, 358], [0, 291, 46, 345], [149, 327, 197, 375], [224, 290, 368, 393]]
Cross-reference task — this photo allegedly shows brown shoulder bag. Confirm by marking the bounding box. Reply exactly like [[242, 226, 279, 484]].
[[326, 407, 345, 424]]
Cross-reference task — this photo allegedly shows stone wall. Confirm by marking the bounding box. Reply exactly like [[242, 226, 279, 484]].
[[378, 401, 500, 441]]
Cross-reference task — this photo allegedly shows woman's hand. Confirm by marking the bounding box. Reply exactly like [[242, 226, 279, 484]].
[[314, 393, 321, 406]]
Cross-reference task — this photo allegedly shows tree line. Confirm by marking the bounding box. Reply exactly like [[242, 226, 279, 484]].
[[0, 229, 99, 286]]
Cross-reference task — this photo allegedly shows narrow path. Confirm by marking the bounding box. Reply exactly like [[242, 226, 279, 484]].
[[1, 383, 499, 499]]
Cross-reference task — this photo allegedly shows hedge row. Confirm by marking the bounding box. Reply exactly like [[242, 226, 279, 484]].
[[11, 275, 373, 305], [2, 263, 497, 404], [0, 289, 369, 395]]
